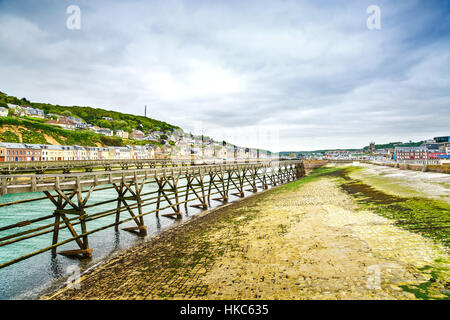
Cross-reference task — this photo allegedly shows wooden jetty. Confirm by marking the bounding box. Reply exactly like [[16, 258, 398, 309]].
[[0, 159, 305, 269], [0, 158, 268, 174]]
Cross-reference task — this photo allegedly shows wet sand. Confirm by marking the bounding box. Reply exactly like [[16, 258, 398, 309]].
[[42, 171, 449, 300], [346, 163, 450, 203]]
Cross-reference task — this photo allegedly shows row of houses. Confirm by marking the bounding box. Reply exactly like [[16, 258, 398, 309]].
[[6, 104, 45, 118], [0, 142, 275, 162], [394, 143, 448, 161], [0, 143, 160, 162]]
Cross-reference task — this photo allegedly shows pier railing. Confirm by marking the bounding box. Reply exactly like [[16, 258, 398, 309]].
[[0, 158, 272, 174], [0, 160, 305, 269]]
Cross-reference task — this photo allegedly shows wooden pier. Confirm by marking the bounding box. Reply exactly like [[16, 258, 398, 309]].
[[0, 158, 269, 174], [0, 159, 305, 269]]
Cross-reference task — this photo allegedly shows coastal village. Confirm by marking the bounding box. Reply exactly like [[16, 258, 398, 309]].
[[0, 103, 274, 162], [1, 102, 448, 164]]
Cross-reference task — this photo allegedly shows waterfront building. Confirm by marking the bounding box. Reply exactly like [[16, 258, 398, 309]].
[[0, 143, 41, 162], [129, 145, 147, 159], [71, 145, 85, 160], [395, 143, 445, 161], [0, 144, 5, 161], [0, 137, 267, 162], [373, 148, 394, 160], [61, 145, 75, 160], [395, 146, 427, 161], [324, 150, 351, 159], [434, 136, 450, 152], [85, 147, 98, 160], [45, 145, 65, 161], [213, 145, 227, 159], [203, 145, 214, 158], [97, 147, 109, 160]]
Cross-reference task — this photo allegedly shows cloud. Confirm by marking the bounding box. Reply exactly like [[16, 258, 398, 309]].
[[0, 0, 449, 151]]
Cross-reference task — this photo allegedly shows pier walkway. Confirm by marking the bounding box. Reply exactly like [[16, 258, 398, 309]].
[[0, 160, 304, 269]]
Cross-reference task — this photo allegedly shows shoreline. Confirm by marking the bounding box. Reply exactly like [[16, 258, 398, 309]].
[[41, 166, 449, 300], [40, 182, 279, 300]]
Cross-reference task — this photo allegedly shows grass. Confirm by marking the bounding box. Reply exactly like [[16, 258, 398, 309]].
[[0, 131, 20, 143], [0, 117, 122, 146], [331, 167, 450, 247], [279, 166, 342, 192], [399, 258, 450, 300], [347, 165, 426, 198], [321, 166, 450, 300], [20, 129, 47, 144]]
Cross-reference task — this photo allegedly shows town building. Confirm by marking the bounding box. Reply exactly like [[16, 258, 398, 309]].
[[324, 150, 351, 159], [395, 143, 445, 161], [144, 132, 159, 142], [0, 144, 6, 162], [96, 128, 113, 137], [23, 107, 45, 118], [372, 148, 394, 160], [434, 136, 450, 152], [0, 107, 8, 117], [45, 118, 76, 130], [115, 130, 129, 139], [0, 143, 42, 162], [67, 116, 82, 124], [129, 129, 145, 140], [7, 104, 26, 117]]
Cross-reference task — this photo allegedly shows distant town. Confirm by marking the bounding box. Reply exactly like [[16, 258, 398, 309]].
[[281, 137, 450, 166]]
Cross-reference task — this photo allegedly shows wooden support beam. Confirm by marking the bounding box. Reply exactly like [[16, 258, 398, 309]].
[[0, 160, 305, 269]]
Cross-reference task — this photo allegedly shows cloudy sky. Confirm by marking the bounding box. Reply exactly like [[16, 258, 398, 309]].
[[0, 0, 449, 151]]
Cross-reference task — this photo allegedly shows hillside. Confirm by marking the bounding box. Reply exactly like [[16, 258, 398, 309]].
[[362, 141, 423, 150], [0, 117, 125, 146], [0, 91, 179, 147]]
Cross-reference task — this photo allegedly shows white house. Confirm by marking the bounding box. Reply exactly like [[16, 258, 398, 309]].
[[0, 107, 8, 117], [115, 130, 129, 139]]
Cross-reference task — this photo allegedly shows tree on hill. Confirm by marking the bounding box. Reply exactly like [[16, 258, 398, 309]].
[[61, 110, 73, 117], [97, 119, 112, 129], [20, 97, 31, 105]]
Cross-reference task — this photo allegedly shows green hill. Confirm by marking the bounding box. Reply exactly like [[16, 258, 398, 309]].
[[0, 91, 180, 147], [362, 141, 423, 150], [0, 91, 179, 133]]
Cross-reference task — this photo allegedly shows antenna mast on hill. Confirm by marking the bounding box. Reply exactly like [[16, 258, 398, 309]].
[[145, 105, 147, 117]]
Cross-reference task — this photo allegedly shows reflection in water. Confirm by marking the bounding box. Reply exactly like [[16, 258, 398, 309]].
[[112, 231, 121, 253], [155, 216, 161, 231], [49, 255, 64, 279]]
